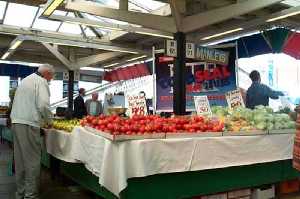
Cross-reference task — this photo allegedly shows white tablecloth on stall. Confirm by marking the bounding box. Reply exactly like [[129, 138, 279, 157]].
[[46, 127, 295, 197], [45, 129, 79, 163]]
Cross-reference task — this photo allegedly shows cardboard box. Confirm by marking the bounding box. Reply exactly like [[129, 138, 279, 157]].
[[252, 185, 275, 199], [228, 189, 251, 198], [279, 179, 300, 194]]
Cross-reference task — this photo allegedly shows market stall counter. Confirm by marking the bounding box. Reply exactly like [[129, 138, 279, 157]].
[[1, 114, 298, 199]]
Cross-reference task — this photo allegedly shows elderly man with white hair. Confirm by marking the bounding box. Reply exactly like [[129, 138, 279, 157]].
[[85, 92, 103, 116], [10, 64, 54, 199]]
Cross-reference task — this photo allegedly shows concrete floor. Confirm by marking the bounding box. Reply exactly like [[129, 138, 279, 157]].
[[0, 141, 99, 199]]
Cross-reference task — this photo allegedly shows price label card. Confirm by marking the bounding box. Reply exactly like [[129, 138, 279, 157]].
[[225, 90, 245, 109], [166, 40, 177, 57], [127, 95, 148, 117], [194, 96, 212, 116]]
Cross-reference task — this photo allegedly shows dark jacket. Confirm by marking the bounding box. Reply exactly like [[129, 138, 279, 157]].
[[73, 95, 87, 119], [246, 82, 283, 109]]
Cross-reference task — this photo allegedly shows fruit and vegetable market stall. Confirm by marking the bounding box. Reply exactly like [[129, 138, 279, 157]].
[[1, 105, 299, 199]]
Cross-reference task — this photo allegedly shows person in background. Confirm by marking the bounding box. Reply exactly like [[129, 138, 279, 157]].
[[246, 70, 284, 109], [85, 92, 103, 116], [73, 88, 87, 119], [10, 64, 54, 199]]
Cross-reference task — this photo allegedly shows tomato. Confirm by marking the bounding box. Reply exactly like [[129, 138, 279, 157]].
[[91, 119, 98, 125], [139, 126, 145, 133], [107, 124, 114, 131]]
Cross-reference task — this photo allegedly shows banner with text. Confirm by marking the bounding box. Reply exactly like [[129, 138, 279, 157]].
[[155, 45, 237, 111]]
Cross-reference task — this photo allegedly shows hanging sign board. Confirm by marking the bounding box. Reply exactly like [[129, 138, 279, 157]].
[[63, 71, 69, 81], [74, 70, 80, 81], [166, 40, 177, 57], [165, 40, 229, 65], [225, 90, 245, 109], [194, 96, 212, 116], [127, 95, 148, 117], [196, 46, 229, 65], [186, 42, 195, 59]]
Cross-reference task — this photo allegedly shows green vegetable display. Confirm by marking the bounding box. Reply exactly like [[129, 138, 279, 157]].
[[212, 106, 295, 131]]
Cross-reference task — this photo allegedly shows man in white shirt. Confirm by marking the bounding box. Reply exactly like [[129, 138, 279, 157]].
[[10, 64, 54, 199], [85, 92, 103, 116]]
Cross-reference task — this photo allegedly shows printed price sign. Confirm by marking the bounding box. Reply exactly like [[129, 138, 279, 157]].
[[127, 95, 148, 117], [194, 96, 212, 116], [225, 90, 245, 109], [166, 40, 177, 57]]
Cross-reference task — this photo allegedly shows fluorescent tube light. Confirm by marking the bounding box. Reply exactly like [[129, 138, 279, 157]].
[[65, 20, 123, 31], [126, 55, 147, 62], [104, 62, 120, 68], [10, 40, 22, 50], [42, 0, 64, 16], [135, 31, 173, 39], [201, 28, 244, 41], [266, 11, 300, 22], [1, 52, 10, 60]]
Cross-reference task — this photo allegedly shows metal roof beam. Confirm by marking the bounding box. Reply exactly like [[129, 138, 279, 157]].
[[76, 51, 124, 68], [65, 0, 177, 33], [188, 5, 300, 43], [47, 14, 173, 39], [182, 0, 282, 33], [169, 0, 184, 32], [0, 25, 148, 54], [41, 42, 75, 70]]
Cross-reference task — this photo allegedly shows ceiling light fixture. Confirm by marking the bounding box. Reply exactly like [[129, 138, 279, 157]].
[[126, 55, 147, 62], [42, 0, 64, 16], [10, 40, 23, 50], [64, 20, 123, 31], [1, 52, 10, 60], [135, 31, 174, 39], [201, 28, 244, 41], [266, 10, 300, 22], [104, 62, 120, 68]]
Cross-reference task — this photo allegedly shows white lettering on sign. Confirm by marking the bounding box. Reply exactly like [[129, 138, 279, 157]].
[[127, 95, 148, 117], [186, 43, 195, 59], [194, 96, 212, 116], [225, 90, 245, 109], [196, 46, 229, 65], [166, 40, 177, 57]]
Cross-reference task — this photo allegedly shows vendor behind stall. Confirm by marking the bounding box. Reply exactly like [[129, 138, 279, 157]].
[[246, 70, 284, 109], [85, 92, 103, 116], [73, 88, 87, 119]]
